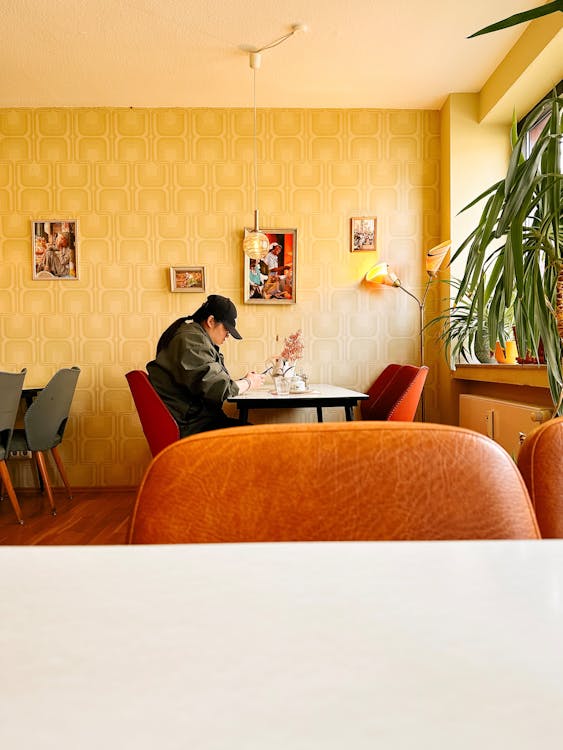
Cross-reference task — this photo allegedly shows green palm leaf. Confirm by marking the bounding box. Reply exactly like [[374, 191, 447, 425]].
[[468, 2, 563, 38]]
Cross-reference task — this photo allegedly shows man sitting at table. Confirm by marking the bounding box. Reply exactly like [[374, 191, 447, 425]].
[[147, 295, 265, 437]]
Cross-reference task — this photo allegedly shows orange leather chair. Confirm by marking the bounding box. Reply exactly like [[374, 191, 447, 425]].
[[126, 370, 180, 457], [361, 364, 428, 421], [128, 421, 539, 544], [517, 416, 563, 538]]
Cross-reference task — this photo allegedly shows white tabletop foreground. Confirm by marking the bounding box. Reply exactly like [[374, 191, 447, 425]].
[[1, 540, 563, 749]]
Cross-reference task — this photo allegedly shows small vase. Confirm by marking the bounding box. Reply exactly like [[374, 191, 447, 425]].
[[504, 341, 518, 364], [494, 342, 506, 364], [283, 362, 296, 379], [494, 341, 518, 365]]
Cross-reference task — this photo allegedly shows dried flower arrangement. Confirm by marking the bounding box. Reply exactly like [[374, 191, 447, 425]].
[[280, 329, 304, 364], [265, 330, 305, 378]]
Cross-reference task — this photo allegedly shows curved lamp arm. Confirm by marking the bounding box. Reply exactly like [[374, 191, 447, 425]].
[[365, 243, 451, 421]]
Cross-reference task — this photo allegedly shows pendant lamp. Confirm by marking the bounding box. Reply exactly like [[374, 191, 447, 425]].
[[242, 24, 307, 259], [242, 51, 269, 260]]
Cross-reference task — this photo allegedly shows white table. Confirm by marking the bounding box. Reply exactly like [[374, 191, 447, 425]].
[[227, 383, 368, 423], [2, 541, 563, 748]]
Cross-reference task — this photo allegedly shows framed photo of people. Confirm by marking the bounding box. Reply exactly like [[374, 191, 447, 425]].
[[32, 220, 78, 279], [169, 266, 206, 293], [243, 228, 297, 305], [350, 216, 377, 252]]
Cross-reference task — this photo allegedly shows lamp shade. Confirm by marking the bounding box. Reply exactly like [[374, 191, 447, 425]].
[[243, 229, 269, 260], [425, 240, 451, 277], [365, 262, 400, 287]]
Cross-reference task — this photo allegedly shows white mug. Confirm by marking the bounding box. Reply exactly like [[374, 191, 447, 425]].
[[290, 376, 306, 392]]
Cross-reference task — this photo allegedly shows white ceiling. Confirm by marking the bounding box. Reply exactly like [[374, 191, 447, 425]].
[[0, 0, 550, 109]]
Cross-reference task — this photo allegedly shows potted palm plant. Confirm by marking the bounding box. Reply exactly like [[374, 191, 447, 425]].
[[433, 90, 563, 413]]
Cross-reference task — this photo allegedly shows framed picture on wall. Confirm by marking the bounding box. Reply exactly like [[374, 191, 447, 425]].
[[243, 228, 297, 305], [170, 266, 206, 292], [32, 220, 78, 279], [350, 216, 377, 252]]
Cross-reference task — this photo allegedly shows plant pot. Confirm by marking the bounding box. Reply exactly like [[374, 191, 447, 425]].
[[475, 331, 496, 363]]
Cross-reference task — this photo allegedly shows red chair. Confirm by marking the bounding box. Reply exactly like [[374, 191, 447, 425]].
[[360, 364, 402, 418], [126, 370, 180, 457], [361, 364, 428, 421]]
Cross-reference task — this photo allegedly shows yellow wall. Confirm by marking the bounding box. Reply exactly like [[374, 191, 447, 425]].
[[479, 14, 563, 124], [0, 107, 442, 486], [438, 95, 510, 424]]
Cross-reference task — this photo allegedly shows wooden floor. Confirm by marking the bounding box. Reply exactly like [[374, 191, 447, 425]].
[[0, 487, 138, 545]]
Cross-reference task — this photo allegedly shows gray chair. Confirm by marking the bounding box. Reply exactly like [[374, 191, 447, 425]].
[[11, 367, 80, 516], [0, 369, 27, 524]]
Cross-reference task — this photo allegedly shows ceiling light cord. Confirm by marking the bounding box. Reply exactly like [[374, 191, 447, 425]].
[[256, 29, 296, 53], [246, 22, 307, 222], [251, 23, 308, 55], [252, 64, 258, 222]]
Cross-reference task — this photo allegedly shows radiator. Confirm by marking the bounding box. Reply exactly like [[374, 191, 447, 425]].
[[459, 394, 552, 459]]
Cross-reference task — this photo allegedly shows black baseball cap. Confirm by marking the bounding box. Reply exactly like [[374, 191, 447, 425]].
[[206, 295, 242, 339]]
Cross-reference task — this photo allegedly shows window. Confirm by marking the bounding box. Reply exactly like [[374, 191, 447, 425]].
[[520, 79, 563, 160]]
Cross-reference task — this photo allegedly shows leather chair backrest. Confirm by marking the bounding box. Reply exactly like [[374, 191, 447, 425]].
[[360, 363, 403, 419], [126, 370, 180, 457], [517, 416, 563, 538], [129, 421, 540, 544], [361, 365, 428, 421]]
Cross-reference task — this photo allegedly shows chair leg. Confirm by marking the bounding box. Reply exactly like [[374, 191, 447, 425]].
[[50, 446, 73, 500], [0, 460, 24, 524], [34, 451, 57, 516]]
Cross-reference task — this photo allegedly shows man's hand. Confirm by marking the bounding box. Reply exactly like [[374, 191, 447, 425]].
[[245, 371, 265, 390]]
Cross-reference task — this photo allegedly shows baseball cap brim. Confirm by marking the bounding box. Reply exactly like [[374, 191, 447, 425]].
[[223, 321, 242, 340]]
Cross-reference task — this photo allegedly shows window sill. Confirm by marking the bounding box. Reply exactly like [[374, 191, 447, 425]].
[[451, 364, 549, 389]]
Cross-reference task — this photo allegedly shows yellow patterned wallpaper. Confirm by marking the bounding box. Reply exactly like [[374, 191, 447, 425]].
[[0, 107, 441, 487]]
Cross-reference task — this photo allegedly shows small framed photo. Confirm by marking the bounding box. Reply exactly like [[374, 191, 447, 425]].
[[244, 228, 297, 305], [170, 266, 206, 293], [32, 220, 78, 279], [351, 216, 377, 252]]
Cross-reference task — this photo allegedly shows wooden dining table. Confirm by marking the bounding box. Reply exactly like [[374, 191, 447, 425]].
[[1, 540, 562, 748], [227, 383, 368, 423]]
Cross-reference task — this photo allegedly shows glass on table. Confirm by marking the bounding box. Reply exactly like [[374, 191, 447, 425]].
[[274, 376, 291, 395]]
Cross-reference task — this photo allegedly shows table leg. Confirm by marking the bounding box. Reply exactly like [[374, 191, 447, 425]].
[[316, 407, 323, 422], [238, 406, 249, 425], [345, 405, 354, 421]]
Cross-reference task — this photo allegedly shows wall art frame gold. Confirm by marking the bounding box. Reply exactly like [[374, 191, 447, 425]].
[[243, 228, 297, 305], [32, 220, 78, 279], [169, 266, 206, 293], [350, 216, 377, 252]]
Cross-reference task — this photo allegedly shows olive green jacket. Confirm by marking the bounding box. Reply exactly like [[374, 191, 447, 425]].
[[146, 321, 240, 436]]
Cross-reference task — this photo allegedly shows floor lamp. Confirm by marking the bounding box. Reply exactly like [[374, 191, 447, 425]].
[[365, 240, 451, 420]]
